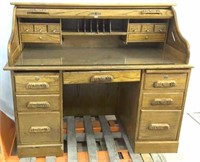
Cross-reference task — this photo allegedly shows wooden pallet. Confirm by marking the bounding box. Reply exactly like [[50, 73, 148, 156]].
[[1, 113, 167, 162]]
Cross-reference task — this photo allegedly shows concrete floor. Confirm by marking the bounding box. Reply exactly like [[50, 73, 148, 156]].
[[163, 113, 200, 162]]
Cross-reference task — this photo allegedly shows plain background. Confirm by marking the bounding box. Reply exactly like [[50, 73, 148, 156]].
[[0, 0, 199, 120]]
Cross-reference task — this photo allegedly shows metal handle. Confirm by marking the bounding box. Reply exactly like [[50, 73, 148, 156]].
[[153, 80, 176, 88], [149, 123, 170, 130], [25, 29, 29, 32], [29, 126, 51, 133], [90, 75, 113, 83], [142, 9, 161, 14], [26, 82, 49, 89], [27, 101, 50, 108], [151, 98, 173, 105]]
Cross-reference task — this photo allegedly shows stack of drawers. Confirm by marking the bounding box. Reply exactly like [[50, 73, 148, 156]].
[[14, 72, 62, 156], [137, 69, 189, 152], [20, 23, 61, 43], [127, 23, 167, 42]]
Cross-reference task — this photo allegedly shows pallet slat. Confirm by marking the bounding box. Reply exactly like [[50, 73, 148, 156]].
[[83, 116, 98, 162], [5, 115, 168, 162], [99, 116, 120, 162], [151, 154, 162, 162], [141, 154, 153, 162], [119, 122, 143, 162], [45, 156, 56, 162], [158, 154, 167, 162], [67, 116, 78, 162], [19, 157, 36, 162]]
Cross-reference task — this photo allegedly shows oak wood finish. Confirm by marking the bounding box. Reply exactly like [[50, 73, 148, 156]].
[[21, 34, 61, 43], [63, 70, 141, 84], [16, 8, 173, 19], [16, 94, 60, 111], [141, 92, 184, 109], [138, 110, 181, 140], [144, 73, 187, 90], [18, 112, 61, 144], [135, 141, 179, 153], [15, 73, 60, 94], [8, 7, 21, 65], [4, 2, 192, 158], [128, 33, 165, 42]]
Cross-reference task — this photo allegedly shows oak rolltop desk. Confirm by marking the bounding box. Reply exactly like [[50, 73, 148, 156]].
[[4, 2, 191, 158]]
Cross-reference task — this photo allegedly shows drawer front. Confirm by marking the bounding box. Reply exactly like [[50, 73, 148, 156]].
[[34, 24, 47, 33], [141, 24, 154, 33], [21, 34, 61, 43], [128, 34, 165, 42], [48, 24, 60, 33], [154, 24, 167, 33], [63, 70, 141, 84], [18, 112, 61, 144], [138, 110, 181, 140], [144, 73, 187, 90], [128, 24, 141, 33], [141, 92, 184, 109], [15, 73, 60, 94], [20, 24, 34, 33], [16, 95, 60, 111], [16, 9, 173, 19]]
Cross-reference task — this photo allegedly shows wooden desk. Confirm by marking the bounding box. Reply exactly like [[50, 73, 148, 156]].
[[4, 2, 191, 159]]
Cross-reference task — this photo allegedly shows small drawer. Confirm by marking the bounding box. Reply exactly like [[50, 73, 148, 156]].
[[16, 95, 60, 111], [144, 73, 187, 90], [20, 24, 33, 33], [63, 70, 141, 84], [141, 92, 184, 109], [48, 24, 60, 33], [138, 110, 181, 140], [15, 73, 60, 94], [21, 34, 61, 43], [18, 112, 61, 144], [154, 24, 167, 33], [128, 34, 165, 42], [34, 24, 47, 33], [141, 24, 154, 33], [128, 24, 141, 33]]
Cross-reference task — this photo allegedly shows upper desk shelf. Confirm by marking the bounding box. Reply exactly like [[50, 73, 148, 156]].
[[6, 3, 190, 69]]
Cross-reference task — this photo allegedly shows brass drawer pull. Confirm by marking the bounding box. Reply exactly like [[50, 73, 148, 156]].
[[27, 101, 50, 108], [153, 80, 176, 88], [29, 126, 51, 133], [26, 82, 49, 89], [149, 123, 170, 130], [90, 75, 113, 83], [142, 9, 161, 14], [151, 98, 173, 105]]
